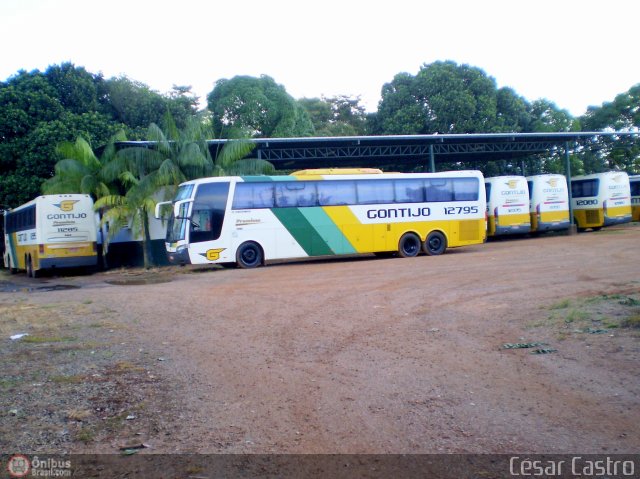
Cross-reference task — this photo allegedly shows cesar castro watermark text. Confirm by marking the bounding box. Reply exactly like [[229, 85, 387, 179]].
[[509, 456, 636, 477]]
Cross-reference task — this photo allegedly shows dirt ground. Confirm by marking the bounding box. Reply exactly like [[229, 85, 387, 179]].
[[1, 224, 639, 455]]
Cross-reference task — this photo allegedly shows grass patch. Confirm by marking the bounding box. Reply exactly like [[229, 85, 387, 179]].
[[51, 374, 85, 384], [621, 315, 640, 329], [549, 299, 571, 310], [540, 292, 640, 335], [22, 335, 76, 344], [76, 427, 96, 443]]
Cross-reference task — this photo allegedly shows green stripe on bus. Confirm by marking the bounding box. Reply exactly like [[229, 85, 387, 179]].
[[299, 208, 357, 255], [271, 208, 334, 256]]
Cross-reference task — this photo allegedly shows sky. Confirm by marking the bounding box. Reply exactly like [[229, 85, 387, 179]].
[[1, 0, 638, 117]]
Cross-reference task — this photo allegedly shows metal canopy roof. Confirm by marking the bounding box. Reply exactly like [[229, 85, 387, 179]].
[[116, 131, 638, 172]]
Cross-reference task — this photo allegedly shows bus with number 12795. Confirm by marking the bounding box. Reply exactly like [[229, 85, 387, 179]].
[[155, 170, 487, 268]]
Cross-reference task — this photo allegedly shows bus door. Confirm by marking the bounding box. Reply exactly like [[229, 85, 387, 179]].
[[188, 182, 230, 246]]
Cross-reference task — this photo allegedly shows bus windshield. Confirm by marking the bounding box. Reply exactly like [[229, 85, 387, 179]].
[[166, 201, 190, 243]]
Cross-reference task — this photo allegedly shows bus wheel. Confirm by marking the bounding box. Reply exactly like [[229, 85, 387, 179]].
[[423, 231, 447, 256], [7, 256, 17, 274], [26, 256, 38, 278], [398, 233, 421, 258], [236, 242, 263, 268]]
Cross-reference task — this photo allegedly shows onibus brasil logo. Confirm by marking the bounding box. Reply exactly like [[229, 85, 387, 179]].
[[6, 455, 72, 478]]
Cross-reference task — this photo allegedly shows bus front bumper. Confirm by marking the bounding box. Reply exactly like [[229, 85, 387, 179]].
[[166, 245, 191, 265]]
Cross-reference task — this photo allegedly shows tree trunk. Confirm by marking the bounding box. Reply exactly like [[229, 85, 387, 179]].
[[141, 208, 155, 270]]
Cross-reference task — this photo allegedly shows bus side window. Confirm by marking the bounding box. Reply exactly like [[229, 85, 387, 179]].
[[395, 179, 425, 203], [453, 178, 479, 201], [276, 182, 318, 208], [233, 183, 274, 209], [191, 182, 230, 242], [426, 179, 454, 202], [356, 180, 394, 204], [318, 181, 356, 206]]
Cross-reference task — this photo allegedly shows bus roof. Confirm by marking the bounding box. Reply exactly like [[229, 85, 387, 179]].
[[179, 170, 485, 188]]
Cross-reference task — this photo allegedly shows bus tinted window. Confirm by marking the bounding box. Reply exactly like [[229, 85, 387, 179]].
[[175, 184, 194, 201], [394, 179, 425, 203], [233, 183, 275, 209], [191, 182, 230, 242], [276, 182, 318, 207], [572, 179, 599, 198], [318, 181, 356, 206], [453, 178, 479, 201], [630, 180, 640, 196], [527, 181, 533, 199], [6, 205, 36, 234], [425, 179, 454, 202], [357, 180, 394, 204]]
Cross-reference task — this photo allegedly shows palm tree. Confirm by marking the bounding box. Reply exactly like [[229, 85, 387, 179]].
[[42, 131, 127, 268], [93, 171, 158, 269], [97, 113, 275, 269], [42, 131, 126, 198]]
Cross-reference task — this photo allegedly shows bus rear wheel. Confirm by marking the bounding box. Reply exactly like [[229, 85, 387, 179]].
[[236, 242, 263, 269], [398, 233, 421, 258], [423, 231, 447, 256], [26, 256, 39, 278]]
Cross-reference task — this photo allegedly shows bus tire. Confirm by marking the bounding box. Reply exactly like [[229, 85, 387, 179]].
[[7, 255, 17, 274], [236, 241, 263, 269], [398, 233, 421, 258], [423, 231, 447, 256], [26, 256, 38, 278]]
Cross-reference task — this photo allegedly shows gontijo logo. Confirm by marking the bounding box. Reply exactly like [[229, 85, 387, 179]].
[[505, 179, 520, 189], [546, 178, 559, 188], [202, 248, 225, 261], [54, 200, 79, 212]]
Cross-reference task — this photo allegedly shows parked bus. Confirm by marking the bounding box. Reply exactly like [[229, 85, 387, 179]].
[[485, 176, 530, 236], [526, 174, 570, 233], [630, 175, 640, 222], [155, 170, 487, 268], [570, 172, 632, 231], [3, 194, 98, 277]]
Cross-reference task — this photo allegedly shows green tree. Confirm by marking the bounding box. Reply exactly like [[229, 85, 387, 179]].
[[299, 95, 367, 136], [0, 63, 201, 208], [207, 75, 314, 138], [95, 114, 273, 269], [580, 84, 640, 173], [42, 131, 126, 198], [373, 61, 514, 135], [529, 99, 579, 133]]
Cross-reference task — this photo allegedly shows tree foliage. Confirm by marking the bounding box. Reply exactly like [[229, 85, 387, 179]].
[[0, 63, 198, 208], [299, 95, 368, 136], [207, 75, 314, 138], [372, 61, 533, 135]]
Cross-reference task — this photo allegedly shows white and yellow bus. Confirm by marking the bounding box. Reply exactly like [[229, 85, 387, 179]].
[[630, 174, 640, 222], [484, 176, 531, 236], [155, 170, 487, 268], [526, 174, 570, 233], [3, 194, 98, 277], [570, 172, 632, 231]]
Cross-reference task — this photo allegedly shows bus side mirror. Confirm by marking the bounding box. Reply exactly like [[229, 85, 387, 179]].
[[174, 200, 192, 220], [154, 201, 172, 219]]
